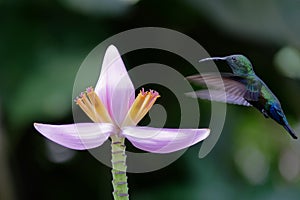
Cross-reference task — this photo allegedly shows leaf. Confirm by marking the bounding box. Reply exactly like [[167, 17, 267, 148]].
[[8, 48, 82, 128], [186, 0, 300, 46]]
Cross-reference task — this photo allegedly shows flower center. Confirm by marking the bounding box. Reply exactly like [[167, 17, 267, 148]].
[[75, 87, 113, 123], [122, 88, 160, 127], [75, 87, 160, 127]]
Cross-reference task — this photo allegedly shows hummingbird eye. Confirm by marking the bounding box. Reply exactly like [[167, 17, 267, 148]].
[[231, 57, 237, 61]]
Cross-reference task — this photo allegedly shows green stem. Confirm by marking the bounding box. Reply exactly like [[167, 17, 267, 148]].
[[111, 135, 129, 200]]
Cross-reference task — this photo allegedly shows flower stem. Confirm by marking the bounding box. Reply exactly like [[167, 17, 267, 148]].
[[111, 135, 129, 200]]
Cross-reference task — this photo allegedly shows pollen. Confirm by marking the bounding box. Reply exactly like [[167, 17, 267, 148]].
[[75, 87, 112, 123], [122, 88, 160, 126]]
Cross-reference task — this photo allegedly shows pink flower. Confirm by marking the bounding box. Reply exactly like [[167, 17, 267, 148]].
[[34, 45, 210, 153]]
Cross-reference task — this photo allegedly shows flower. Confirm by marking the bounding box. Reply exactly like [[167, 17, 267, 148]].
[[34, 45, 210, 153]]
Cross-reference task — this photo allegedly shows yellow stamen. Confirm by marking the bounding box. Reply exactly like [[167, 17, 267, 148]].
[[76, 98, 98, 122], [75, 87, 113, 123], [122, 89, 160, 126]]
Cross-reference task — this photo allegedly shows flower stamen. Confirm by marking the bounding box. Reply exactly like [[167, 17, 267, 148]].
[[75, 87, 113, 123], [122, 88, 160, 126]]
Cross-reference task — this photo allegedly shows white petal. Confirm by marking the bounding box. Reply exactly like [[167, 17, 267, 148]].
[[122, 126, 210, 153], [95, 45, 135, 126], [34, 123, 115, 150]]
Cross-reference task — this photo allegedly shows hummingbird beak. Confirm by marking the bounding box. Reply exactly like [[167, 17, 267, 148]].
[[199, 57, 227, 63]]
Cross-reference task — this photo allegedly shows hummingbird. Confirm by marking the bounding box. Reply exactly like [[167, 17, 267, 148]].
[[187, 55, 297, 139]]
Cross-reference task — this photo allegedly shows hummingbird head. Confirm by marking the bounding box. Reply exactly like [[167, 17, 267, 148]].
[[200, 54, 255, 76], [225, 55, 254, 75]]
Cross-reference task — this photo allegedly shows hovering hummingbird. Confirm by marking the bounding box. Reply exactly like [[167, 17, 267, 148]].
[[187, 55, 297, 139]]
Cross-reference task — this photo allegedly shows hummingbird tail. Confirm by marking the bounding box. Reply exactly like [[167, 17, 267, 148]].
[[283, 124, 298, 139]]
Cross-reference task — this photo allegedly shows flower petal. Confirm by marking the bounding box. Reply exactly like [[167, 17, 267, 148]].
[[122, 126, 210, 153], [34, 123, 115, 150], [95, 45, 135, 126]]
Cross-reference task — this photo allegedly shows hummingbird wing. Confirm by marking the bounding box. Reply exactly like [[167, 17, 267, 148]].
[[187, 73, 252, 106], [187, 89, 251, 106]]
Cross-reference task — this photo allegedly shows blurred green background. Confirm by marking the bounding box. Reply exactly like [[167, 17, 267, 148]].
[[1, 0, 300, 199]]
